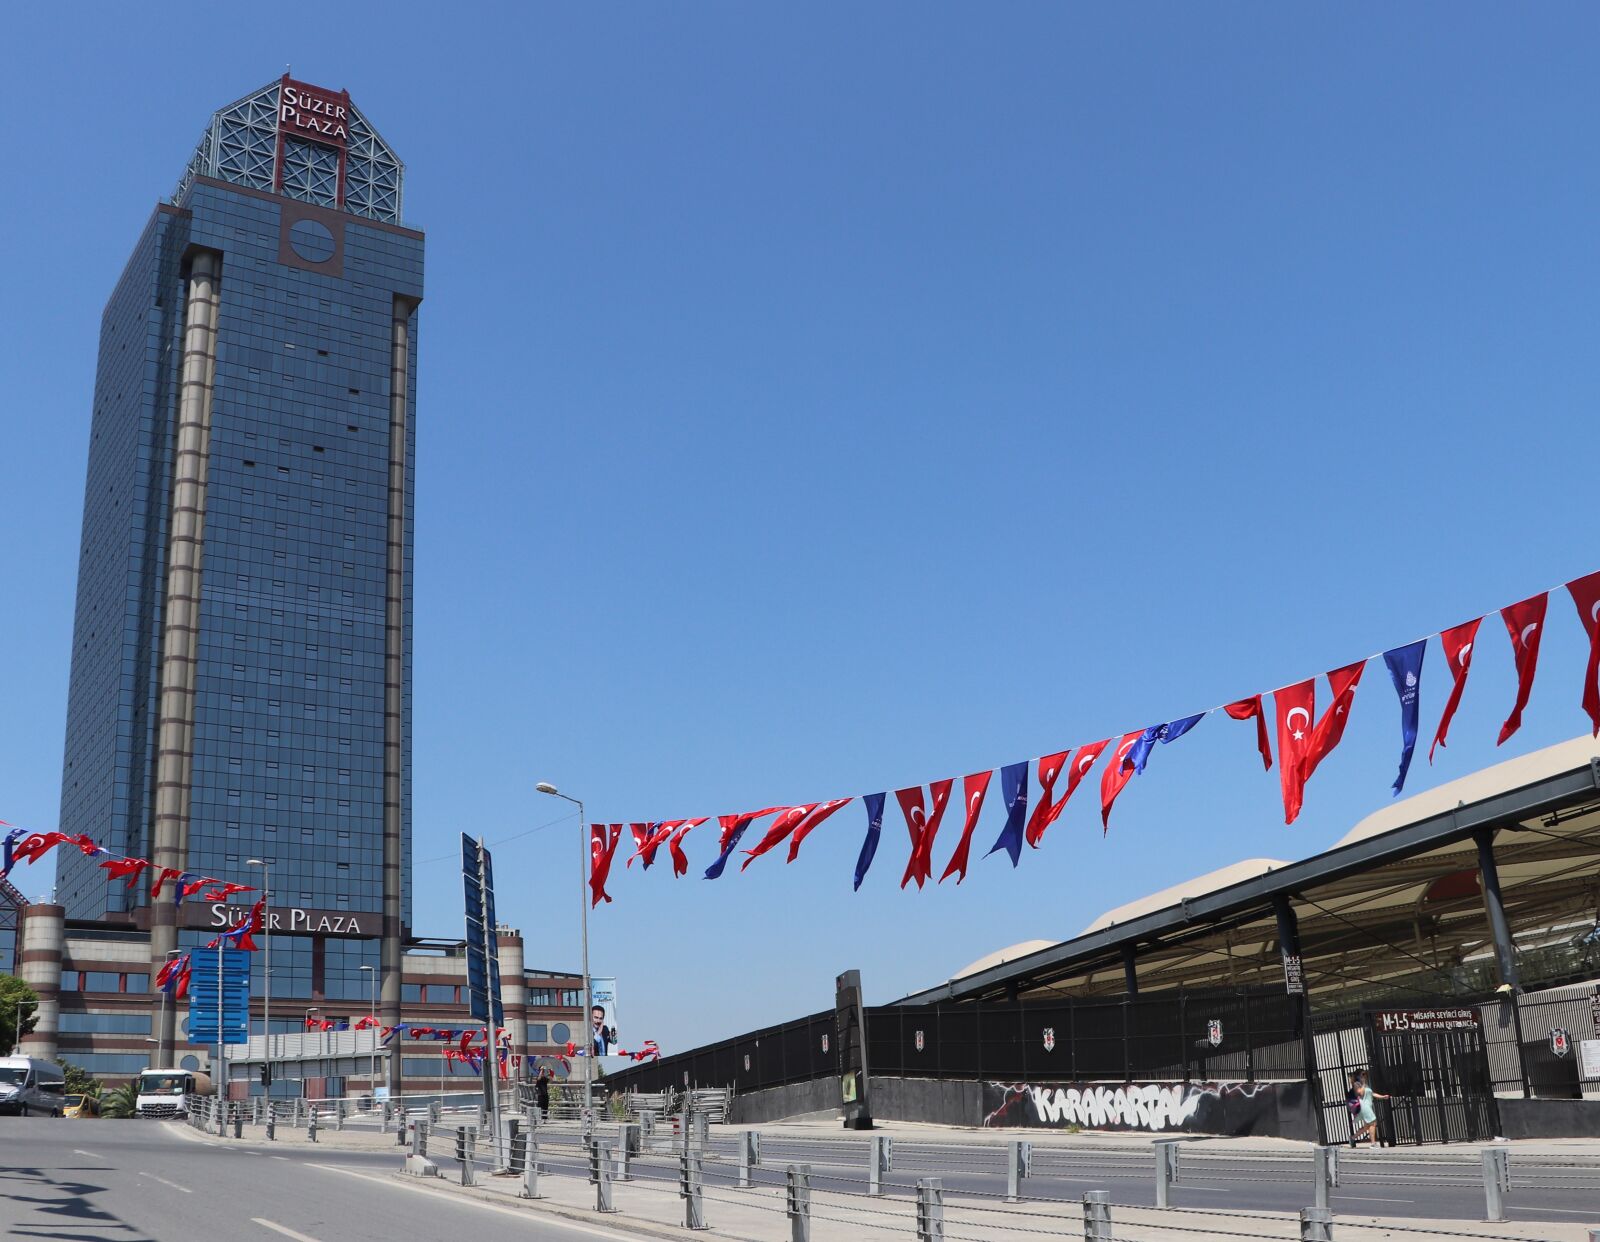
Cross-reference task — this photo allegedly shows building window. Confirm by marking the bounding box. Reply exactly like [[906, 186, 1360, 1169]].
[[527, 1024, 548, 1043]]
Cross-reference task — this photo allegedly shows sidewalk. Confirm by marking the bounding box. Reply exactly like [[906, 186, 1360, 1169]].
[[172, 1120, 1600, 1241]]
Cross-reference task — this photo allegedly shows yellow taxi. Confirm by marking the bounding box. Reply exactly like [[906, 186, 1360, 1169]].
[[62, 1093, 100, 1119]]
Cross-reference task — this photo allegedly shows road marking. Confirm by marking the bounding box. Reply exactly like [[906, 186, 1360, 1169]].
[[252, 1220, 321, 1242], [1334, 1194, 1413, 1204], [137, 1171, 192, 1194], [72, 1149, 102, 1158], [269, 1155, 291, 1161], [308, 1163, 645, 1239], [1510, 1205, 1592, 1215]]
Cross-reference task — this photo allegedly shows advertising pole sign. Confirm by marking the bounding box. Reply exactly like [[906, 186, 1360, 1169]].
[[589, 977, 619, 1057]]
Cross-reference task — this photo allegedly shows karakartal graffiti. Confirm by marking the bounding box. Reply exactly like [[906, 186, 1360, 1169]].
[[982, 1080, 1281, 1134]]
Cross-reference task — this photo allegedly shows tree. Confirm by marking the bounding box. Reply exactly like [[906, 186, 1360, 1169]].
[[0, 975, 39, 1053], [99, 1082, 139, 1119], [62, 1061, 101, 1098]]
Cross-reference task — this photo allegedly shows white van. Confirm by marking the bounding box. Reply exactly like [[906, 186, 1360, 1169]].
[[0, 1056, 68, 1117]]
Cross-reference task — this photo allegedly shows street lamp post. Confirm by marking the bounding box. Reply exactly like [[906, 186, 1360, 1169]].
[[360, 964, 377, 1098], [246, 859, 271, 1089], [304, 1007, 319, 1096], [535, 781, 592, 1118]]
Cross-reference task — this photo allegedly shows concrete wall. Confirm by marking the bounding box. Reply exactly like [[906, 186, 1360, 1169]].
[[1498, 1098, 1600, 1139], [873, 1076, 986, 1126], [728, 1077, 838, 1125]]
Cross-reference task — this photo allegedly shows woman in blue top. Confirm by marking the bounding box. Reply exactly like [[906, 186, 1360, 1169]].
[[1351, 1071, 1389, 1145]]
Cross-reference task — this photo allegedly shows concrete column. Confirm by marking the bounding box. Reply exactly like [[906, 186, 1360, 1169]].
[[382, 297, 417, 1091], [1475, 828, 1520, 989], [499, 930, 528, 1072], [150, 248, 222, 1054], [19, 904, 64, 1062]]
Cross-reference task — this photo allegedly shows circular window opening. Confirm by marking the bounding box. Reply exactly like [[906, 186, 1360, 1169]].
[[551, 1023, 570, 1044], [180, 1054, 201, 1071], [289, 218, 336, 263]]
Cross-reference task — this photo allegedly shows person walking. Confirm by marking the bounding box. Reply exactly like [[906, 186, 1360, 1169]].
[[1350, 1071, 1389, 1145], [535, 1068, 550, 1121]]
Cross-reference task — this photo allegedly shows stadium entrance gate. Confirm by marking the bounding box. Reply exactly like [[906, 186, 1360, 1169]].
[[1363, 1006, 1500, 1145]]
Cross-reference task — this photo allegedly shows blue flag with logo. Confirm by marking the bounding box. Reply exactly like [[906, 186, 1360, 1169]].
[[704, 816, 755, 880], [984, 761, 1030, 867], [1383, 640, 1426, 795], [1125, 712, 1206, 776], [853, 793, 886, 890]]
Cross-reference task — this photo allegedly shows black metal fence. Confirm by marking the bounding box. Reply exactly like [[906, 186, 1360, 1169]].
[[604, 987, 1308, 1098]]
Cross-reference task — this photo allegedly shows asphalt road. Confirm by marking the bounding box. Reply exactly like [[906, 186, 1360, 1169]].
[[529, 1129, 1600, 1226], [0, 1116, 636, 1242]]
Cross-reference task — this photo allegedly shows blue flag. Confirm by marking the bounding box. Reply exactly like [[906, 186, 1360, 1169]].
[[985, 761, 1030, 867], [1383, 640, 1426, 795], [704, 816, 754, 880], [1125, 712, 1206, 776], [853, 793, 886, 890]]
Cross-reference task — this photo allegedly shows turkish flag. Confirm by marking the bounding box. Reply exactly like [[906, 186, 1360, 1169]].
[[1497, 592, 1548, 744], [1273, 680, 1317, 824], [785, 798, 853, 863], [588, 823, 623, 906], [1302, 660, 1366, 784], [1224, 696, 1273, 771], [1100, 732, 1144, 832], [1023, 752, 1069, 848], [1064, 739, 1109, 806], [624, 824, 651, 868], [99, 856, 151, 888], [632, 821, 683, 869], [180, 875, 222, 901], [1430, 618, 1482, 761], [895, 780, 954, 889], [740, 805, 817, 871], [666, 819, 708, 877], [11, 831, 70, 867], [939, 770, 993, 885], [149, 867, 183, 900], [1566, 571, 1600, 736]]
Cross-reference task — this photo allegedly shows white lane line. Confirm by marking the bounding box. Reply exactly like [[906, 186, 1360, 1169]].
[[308, 1163, 646, 1239], [1510, 1205, 1594, 1215], [72, 1149, 102, 1158], [252, 1220, 321, 1242], [137, 1171, 192, 1194], [269, 1154, 291, 1161]]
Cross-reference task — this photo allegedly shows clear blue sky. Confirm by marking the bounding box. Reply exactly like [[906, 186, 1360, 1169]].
[[2, 5, 1597, 1051]]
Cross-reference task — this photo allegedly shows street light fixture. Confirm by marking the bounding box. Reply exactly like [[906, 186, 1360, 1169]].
[[535, 781, 593, 1117], [246, 859, 271, 1086], [360, 964, 378, 1097]]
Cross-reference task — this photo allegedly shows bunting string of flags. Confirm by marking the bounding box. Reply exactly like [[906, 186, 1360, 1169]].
[[578, 568, 1600, 902]]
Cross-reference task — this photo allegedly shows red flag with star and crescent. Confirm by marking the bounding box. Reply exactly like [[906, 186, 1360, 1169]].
[[895, 780, 954, 889], [1273, 680, 1317, 825], [1099, 732, 1144, 832], [785, 798, 853, 863], [1566, 571, 1600, 736], [1430, 617, 1482, 761], [1224, 696, 1273, 771], [1301, 660, 1365, 785], [589, 824, 623, 906], [740, 805, 817, 871], [1497, 592, 1548, 744], [1023, 751, 1069, 848], [938, 770, 992, 885]]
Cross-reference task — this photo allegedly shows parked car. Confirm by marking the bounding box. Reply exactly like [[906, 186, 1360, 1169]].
[[0, 1056, 69, 1116]]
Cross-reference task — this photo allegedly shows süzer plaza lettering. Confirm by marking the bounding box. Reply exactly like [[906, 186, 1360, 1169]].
[[280, 85, 347, 142], [208, 902, 369, 936]]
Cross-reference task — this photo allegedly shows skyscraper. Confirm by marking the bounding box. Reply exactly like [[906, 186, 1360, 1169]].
[[56, 76, 422, 1069]]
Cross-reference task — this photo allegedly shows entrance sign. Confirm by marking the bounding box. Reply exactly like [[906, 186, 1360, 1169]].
[[1281, 951, 1305, 995], [188, 947, 250, 1045], [1373, 1008, 1480, 1033]]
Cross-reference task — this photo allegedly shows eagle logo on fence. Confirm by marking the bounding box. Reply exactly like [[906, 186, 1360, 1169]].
[[1550, 1027, 1571, 1058], [1042, 1027, 1056, 1052], [914, 1029, 925, 1052], [1207, 1019, 1224, 1047], [821, 1033, 829, 1054]]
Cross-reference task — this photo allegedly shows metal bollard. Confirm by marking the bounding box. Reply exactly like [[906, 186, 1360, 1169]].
[[1313, 1145, 1338, 1211], [916, 1178, 945, 1242], [594, 1139, 615, 1212], [1084, 1189, 1113, 1242], [1155, 1139, 1180, 1208], [381, 1102, 390, 1135], [396, 1110, 408, 1145], [266, 1110, 276, 1142], [869, 1134, 893, 1196], [233, 1106, 243, 1139], [430, 1099, 441, 1124], [680, 1149, 707, 1230], [738, 1130, 761, 1188], [1299, 1206, 1333, 1242], [1482, 1147, 1509, 1223], [217, 1099, 227, 1137], [308, 1108, 318, 1143], [410, 1122, 422, 1157], [519, 1128, 542, 1199], [616, 1124, 637, 1182], [1005, 1140, 1032, 1203], [693, 1109, 709, 1150], [417, 1119, 430, 1157], [336, 1100, 346, 1131], [787, 1164, 811, 1242], [456, 1125, 476, 1186]]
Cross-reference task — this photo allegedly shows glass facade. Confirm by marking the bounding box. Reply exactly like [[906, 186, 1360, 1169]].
[[55, 82, 423, 1020]]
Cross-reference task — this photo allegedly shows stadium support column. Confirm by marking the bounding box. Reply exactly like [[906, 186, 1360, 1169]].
[[1274, 895, 1321, 1128], [381, 296, 416, 1092], [1474, 828, 1519, 990], [150, 249, 222, 1055], [18, 904, 64, 1062], [1121, 943, 1139, 996]]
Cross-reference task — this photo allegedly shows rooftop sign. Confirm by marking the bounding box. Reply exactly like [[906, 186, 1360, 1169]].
[[278, 77, 349, 147]]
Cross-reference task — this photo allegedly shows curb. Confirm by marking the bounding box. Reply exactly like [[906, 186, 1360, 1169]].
[[388, 1170, 705, 1241]]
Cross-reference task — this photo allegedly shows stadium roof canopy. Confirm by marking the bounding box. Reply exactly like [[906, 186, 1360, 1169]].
[[905, 736, 1600, 1008]]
